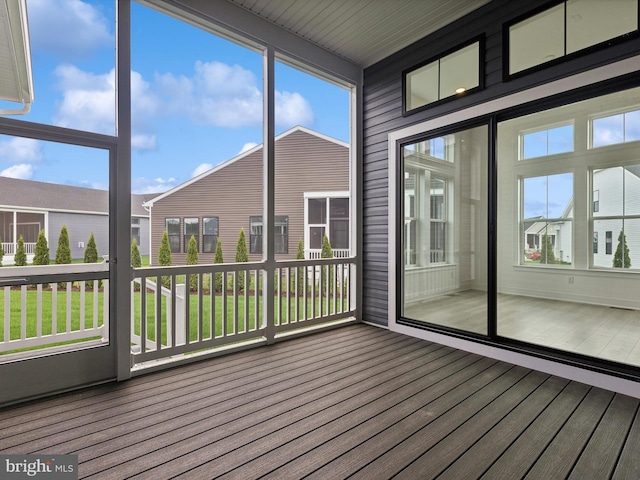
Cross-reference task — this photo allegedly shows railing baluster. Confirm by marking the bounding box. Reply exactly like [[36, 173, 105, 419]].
[[155, 275, 162, 351], [36, 284, 42, 338], [93, 280, 99, 329], [198, 273, 203, 342], [4, 286, 10, 343], [222, 272, 227, 338], [52, 284, 57, 336], [21, 285, 27, 340], [140, 277, 147, 353], [66, 282, 71, 334], [80, 281, 85, 332]]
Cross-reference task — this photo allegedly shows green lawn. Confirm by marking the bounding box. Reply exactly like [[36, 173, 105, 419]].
[[1, 286, 350, 354]]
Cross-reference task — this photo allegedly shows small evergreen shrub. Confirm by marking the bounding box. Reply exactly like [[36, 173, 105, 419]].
[[33, 230, 50, 265], [14, 235, 27, 266], [214, 238, 224, 293], [235, 228, 248, 292], [158, 230, 172, 288], [186, 235, 199, 291]]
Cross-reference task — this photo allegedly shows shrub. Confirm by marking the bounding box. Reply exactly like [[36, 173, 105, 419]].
[[320, 234, 334, 294], [131, 238, 142, 268], [33, 230, 50, 266], [55, 225, 72, 265], [292, 239, 305, 295], [214, 238, 224, 293], [235, 228, 248, 291], [158, 230, 172, 288], [613, 230, 631, 268], [84, 233, 98, 263], [14, 235, 27, 266], [186, 235, 199, 291], [540, 234, 555, 264]]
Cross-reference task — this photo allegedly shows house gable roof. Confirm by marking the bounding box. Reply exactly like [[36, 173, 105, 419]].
[[0, 176, 152, 216], [144, 126, 349, 207]]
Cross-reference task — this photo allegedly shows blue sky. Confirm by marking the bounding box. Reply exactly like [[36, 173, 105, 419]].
[[0, 0, 350, 193]]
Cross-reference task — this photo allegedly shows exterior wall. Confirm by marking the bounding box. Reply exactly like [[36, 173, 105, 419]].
[[49, 212, 109, 261], [149, 129, 349, 265], [362, 0, 640, 326], [137, 217, 150, 257]]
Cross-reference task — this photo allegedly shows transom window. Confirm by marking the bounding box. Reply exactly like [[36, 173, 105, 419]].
[[591, 109, 640, 148], [507, 0, 639, 76], [404, 39, 481, 113], [521, 124, 574, 159]]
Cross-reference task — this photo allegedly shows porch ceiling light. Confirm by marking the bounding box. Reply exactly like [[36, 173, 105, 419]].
[[0, 0, 33, 115]]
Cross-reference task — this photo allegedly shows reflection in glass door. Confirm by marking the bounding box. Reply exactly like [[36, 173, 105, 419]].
[[401, 124, 488, 334]]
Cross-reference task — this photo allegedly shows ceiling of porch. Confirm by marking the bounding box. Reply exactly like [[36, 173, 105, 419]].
[[225, 0, 492, 68]]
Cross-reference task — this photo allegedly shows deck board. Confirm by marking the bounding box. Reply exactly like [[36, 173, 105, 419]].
[[0, 323, 637, 480]]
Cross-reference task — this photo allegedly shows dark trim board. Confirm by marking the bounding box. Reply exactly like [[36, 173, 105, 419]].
[[0, 324, 638, 479]]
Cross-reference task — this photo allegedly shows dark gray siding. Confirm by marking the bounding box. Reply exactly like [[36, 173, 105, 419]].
[[362, 0, 640, 326], [149, 129, 349, 265]]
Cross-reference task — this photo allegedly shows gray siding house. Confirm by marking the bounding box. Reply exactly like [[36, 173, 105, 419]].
[[0, 176, 151, 262], [145, 126, 350, 265]]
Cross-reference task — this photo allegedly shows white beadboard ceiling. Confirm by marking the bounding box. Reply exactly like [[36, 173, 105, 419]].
[[225, 0, 492, 68]]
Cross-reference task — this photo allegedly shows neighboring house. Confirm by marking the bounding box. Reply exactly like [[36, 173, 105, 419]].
[[0, 176, 152, 263], [524, 166, 640, 268], [144, 126, 350, 265]]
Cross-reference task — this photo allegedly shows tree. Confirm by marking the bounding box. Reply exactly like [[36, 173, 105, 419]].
[[158, 230, 172, 288], [84, 233, 99, 263], [131, 238, 142, 268], [14, 235, 27, 266], [321, 234, 334, 295], [186, 235, 199, 291], [0, 236, 4, 267], [540, 234, 555, 264], [235, 228, 248, 291], [292, 239, 305, 296], [613, 230, 631, 269], [55, 225, 71, 265], [214, 238, 224, 293], [33, 230, 50, 265]]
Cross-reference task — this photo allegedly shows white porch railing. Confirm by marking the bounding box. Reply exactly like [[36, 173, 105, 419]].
[[131, 257, 356, 367], [0, 263, 109, 358], [306, 248, 350, 259], [1, 242, 36, 256]]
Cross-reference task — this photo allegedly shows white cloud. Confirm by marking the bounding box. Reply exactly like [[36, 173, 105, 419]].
[[157, 61, 314, 129], [1, 164, 36, 180], [132, 176, 178, 194], [28, 0, 113, 59], [191, 163, 213, 178], [0, 137, 43, 162], [239, 142, 258, 154], [53, 66, 159, 149]]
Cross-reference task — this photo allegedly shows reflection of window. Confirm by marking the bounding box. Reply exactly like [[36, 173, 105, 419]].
[[202, 217, 218, 253], [306, 196, 350, 252], [593, 232, 598, 254], [593, 190, 599, 212], [404, 166, 451, 267], [521, 124, 573, 159], [183, 217, 199, 252], [404, 136, 452, 162], [249, 216, 288, 254], [404, 39, 481, 112], [507, 1, 638, 76], [166, 218, 180, 253], [592, 110, 640, 148], [522, 173, 573, 265], [606, 231, 613, 255]]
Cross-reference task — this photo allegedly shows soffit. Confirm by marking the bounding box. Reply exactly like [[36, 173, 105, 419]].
[[225, 0, 491, 68]]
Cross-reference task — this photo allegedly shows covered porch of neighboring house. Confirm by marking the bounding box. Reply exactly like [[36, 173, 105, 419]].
[[0, 210, 45, 263]]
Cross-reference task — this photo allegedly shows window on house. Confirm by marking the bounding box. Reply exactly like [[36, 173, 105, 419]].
[[593, 166, 640, 268], [592, 109, 640, 148], [508, 1, 638, 76], [249, 216, 289, 254], [166, 218, 180, 253], [606, 230, 613, 255], [404, 39, 481, 113], [521, 124, 574, 159], [131, 217, 141, 246], [522, 173, 573, 265], [183, 217, 199, 252], [202, 217, 218, 253], [306, 197, 350, 253]]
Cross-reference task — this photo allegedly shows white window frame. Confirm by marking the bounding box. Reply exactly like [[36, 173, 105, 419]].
[[304, 191, 350, 256]]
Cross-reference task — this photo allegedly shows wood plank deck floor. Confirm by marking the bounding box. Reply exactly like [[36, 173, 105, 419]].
[[0, 323, 638, 479]]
